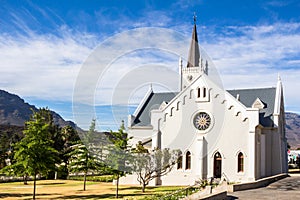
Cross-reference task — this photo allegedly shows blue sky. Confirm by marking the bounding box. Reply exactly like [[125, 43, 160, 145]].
[[1, 0, 300, 130]]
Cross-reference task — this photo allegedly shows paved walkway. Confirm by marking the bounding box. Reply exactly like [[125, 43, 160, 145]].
[[227, 174, 300, 200]]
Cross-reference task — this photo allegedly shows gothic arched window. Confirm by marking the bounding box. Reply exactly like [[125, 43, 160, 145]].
[[203, 87, 207, 98], [186, 151, 191, 170], [238, 152, 244, 172], [177, 155, 183, 169]]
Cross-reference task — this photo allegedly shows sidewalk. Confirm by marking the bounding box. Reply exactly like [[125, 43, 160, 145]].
[[227, 174, 300, 200]]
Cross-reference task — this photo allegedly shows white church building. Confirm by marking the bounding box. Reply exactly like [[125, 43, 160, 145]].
[[121, 22, 288, 186]]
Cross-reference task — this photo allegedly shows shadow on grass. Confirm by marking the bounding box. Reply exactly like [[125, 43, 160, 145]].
[[118, 185, 181, 192], [38, 182, 66, 186], [118, 186, 142, 190], [0, 190, 167, 200], [0, 193, 60, 199], [0, 193, 32, 198], [54, 192, 150, 199]]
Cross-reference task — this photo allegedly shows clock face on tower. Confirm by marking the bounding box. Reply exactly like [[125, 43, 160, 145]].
[[193, 112, 211, 130]]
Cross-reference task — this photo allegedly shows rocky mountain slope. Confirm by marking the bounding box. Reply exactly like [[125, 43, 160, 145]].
[[285, 112, 300, 149], [0, 89, 76, 128]]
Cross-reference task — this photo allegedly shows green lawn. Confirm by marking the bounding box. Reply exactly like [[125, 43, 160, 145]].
[[0, 180, 185, 199]]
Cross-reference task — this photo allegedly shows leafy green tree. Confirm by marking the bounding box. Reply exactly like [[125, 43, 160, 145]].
[[62, 125, 80, 146], [106, 120, 132, 198], [0, 155, 29, 184], [2, 109, 58, 200], [0, 125, 23, 169], [32, 108, 81, 180], [58, 125, 80, 179], [0, 133, 10, 168], [68, 119, 105, 191]]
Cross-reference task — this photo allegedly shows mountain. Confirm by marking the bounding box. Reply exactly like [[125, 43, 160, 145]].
[[285, 112, 300, 149], [0, 89, 77, 129], [0, 89, 300, 149]]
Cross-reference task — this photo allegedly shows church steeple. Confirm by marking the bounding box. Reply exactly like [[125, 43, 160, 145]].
[[187, 14, 200, 68], [180, 14, 208, 91]]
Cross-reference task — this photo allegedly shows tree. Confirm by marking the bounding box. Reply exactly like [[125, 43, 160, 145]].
[[68, 119, 105, 191], [22, 108, 66, 179], [106, 120, 132, 198], [132, 146, 180, 192], [0, 125, 23, 169], [58, 125, 80, 179], [3, 109, 58, 200], [0, 133, 10, 168]]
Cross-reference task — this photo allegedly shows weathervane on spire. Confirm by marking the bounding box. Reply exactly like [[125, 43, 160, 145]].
[[193, 12, 197, 24]]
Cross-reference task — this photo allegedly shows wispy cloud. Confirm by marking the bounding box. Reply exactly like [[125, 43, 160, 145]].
[[198, 22, 300, 113], [1, 1, 300, 125], [263, 0, 295, 7], [0, 29, 96, 100]]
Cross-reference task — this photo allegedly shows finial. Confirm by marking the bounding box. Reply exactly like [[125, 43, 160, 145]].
[[179, 57, 183, 68], [193, 12, 197, 24], [277, 73, 281, 81]]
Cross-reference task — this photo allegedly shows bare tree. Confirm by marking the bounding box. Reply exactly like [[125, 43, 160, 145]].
[[132, 146, 180, 192]]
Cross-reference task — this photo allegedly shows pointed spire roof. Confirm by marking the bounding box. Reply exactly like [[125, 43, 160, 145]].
[[187, 15, 200, 68]]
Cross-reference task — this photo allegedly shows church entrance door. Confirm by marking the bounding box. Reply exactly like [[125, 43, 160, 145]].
[[213, 152, 222, 178]]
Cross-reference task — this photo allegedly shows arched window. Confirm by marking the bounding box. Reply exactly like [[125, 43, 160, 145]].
[[238, 152, 244, 172], [177, 155, 183, 169], [203, 87, 207, 98], [197, 88, 201, 98], [213, 152, 222, 178], [185, 151, 191, 170]]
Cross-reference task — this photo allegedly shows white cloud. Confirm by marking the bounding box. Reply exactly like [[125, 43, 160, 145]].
[[200, 22, 300, 113], [203, 23, 300, 74], [1, 19, 300, 119], [0, 29, 95, 100]]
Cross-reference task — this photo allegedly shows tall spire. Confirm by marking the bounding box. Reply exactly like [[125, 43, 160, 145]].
[[187, 13, 200, 68]]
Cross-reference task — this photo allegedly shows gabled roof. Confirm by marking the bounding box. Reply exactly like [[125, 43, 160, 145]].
[[131, 87, 276, 128], [133, 92, 177, 126], [227, 87, 276, 127]]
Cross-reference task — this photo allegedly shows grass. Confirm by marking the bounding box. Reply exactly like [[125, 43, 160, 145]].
[[0, 180, 184, 200]]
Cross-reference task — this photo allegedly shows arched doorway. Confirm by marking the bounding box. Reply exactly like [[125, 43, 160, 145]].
[[214, 152, 222, 178]]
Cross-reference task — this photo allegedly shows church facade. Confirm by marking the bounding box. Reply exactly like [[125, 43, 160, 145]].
[[121, 23, 288, 186]]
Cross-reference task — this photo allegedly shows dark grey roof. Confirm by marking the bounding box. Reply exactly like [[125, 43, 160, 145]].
[[133, 92, 177, 126], [132, 88, 276, 128], [187, 24, 200, 68], [227, 87, 276, 127]]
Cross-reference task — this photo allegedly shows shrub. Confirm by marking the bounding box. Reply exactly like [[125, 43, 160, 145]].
[[68, 175, 113, 182]]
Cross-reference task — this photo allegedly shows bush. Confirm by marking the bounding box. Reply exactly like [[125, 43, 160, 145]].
[[68, 175, 114, 182]]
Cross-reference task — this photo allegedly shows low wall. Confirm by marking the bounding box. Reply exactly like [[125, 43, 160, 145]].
[[181, 187, 227, 200], [181, 183, 228, 200], [200, 191, 227, 200], [228, 173, 288, 192]]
